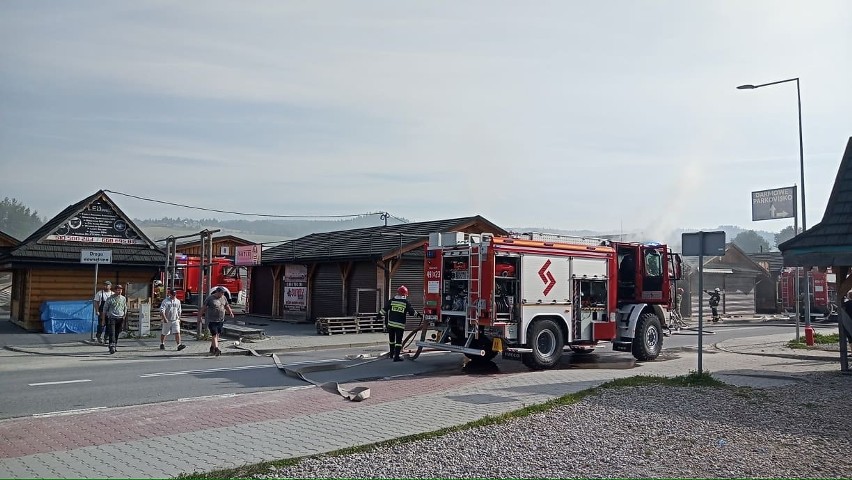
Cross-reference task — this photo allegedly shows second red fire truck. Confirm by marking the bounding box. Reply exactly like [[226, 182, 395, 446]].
[[170, 255, 243, 304], [778, 267, 834, 315], [417, 232, 682, 370]]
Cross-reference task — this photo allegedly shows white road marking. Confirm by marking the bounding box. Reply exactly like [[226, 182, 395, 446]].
[[29, 379, 91, 386], [287, 358, 346, 366], [140, 364, 275, 377], [33, 406, 106, 418]]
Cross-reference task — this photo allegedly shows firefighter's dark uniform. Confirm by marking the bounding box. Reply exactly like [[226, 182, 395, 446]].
[[707, 291, 721, 322], [378, 295, 417, 362]]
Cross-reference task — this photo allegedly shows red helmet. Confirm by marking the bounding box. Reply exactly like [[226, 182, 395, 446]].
[[397, 285, 409, 296]]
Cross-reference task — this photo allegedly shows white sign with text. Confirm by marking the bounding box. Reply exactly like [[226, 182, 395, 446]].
[[80, 249, 112, 264]]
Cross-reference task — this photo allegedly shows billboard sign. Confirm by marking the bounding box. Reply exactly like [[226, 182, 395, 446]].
[[47, 199, 146, 245], [235, 245, 261, 266], [284, 264, 308, 282], [284, 286, 307, 310], [283, 264, 308, 311], [752, 186, 796, 221]]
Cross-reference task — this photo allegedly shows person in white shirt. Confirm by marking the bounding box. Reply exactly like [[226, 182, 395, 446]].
[[159, 288, 185, 351]]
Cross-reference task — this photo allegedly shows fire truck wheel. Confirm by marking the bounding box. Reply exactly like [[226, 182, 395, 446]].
[[632, 313, 662, 361], [465, 335, 498, 363], [521, 319, 564, 370]]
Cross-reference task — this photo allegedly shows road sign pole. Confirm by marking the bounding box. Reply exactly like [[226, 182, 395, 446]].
[[682, 230, 725, 376], [793, 217, 800, 342], [91, 263, 99, 341], [697, 241, 704, 375], [82, 249, 112, 341]]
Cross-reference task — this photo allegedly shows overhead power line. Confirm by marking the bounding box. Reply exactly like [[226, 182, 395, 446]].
[[104, 189, 382, 219]]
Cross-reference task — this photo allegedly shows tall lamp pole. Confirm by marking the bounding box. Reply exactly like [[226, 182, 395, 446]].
[[737, 77, 813, 345]]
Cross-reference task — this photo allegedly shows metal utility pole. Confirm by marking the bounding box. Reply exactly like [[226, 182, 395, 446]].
[[199, 229, 214, 311], [165, 236, 177, 291], [737, 77, 812, 344]]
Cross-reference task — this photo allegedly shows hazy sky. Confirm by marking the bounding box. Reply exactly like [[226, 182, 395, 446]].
[[1, 1, 850, 239]]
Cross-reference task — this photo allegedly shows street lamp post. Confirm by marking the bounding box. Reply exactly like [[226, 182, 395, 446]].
[[737, 77, 814, 345]]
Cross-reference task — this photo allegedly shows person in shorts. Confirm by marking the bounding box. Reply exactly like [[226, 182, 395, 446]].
[[199, 287, 234, 356], [159, 288, 186, 351]]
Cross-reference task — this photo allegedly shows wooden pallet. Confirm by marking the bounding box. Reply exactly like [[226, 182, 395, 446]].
[[316, 314, 385, 335], [356, 315, 386, 333]]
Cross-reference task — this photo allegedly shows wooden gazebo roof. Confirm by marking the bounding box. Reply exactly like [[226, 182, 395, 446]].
[[779, 137, 852, 267]]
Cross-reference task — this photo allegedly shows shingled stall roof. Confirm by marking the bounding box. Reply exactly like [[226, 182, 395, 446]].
[[779, 137, 852, 267], [263, 215, 507, 264], [0, 190, 165, 267], [684, 243, 768, 276], [0, 229, 19, 260], [747, 251, 784, 276], [0, 229, 19, 248]]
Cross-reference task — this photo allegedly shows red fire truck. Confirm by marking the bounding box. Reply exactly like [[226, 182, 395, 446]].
[[417, 232, 682, 370], [170, 255, 243, 304], [778, 268, 833, 315]]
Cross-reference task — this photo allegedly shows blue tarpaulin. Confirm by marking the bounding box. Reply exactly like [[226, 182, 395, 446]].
[[40, 300, 95, 334]]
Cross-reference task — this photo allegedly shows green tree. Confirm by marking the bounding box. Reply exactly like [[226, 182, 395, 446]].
[[732, 230, 771, 253], [774, 225, 801, 247], [0, 197, 45, 240]]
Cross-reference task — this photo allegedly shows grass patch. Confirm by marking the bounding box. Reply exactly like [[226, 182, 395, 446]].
[[176, 371, 724, 480], [786, 332, 840, 349]]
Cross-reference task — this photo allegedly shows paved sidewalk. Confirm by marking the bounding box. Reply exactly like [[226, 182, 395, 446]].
[[0, 317, 848, 479], [2, 316, 389, 358], [2, 313, 826, 358], [714, 330, 848, 361]]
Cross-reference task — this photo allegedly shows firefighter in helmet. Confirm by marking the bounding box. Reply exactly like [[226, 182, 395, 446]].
[[377, 285, 421, 362], [704, 287, 721, 322]]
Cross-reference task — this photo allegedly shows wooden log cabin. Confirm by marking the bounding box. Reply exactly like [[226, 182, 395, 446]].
[[0, 190, 165, 331]]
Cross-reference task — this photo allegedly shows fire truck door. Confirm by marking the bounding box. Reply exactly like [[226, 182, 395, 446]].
[[640, 247, 664, 300]]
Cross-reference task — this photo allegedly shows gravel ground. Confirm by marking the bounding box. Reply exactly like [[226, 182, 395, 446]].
[[258, 371, 851, 479]]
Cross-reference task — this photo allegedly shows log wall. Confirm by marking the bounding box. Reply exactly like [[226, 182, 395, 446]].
[[15, 267, 158, 331]]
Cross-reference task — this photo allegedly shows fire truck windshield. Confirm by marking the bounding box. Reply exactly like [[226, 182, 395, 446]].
[[645, 251, 662, 277]]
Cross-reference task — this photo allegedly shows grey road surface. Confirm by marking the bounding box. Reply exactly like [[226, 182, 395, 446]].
[[0, 323, 801, 419]]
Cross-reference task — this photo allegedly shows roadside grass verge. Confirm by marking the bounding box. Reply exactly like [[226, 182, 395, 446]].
[[786, 332, 840, 349], [177, 371, 723, 480]]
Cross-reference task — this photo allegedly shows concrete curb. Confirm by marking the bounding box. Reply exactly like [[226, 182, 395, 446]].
[[713, 341, 841, 362]]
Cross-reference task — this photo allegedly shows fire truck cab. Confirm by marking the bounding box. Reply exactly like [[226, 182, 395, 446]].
[[419, 232, 681, 370]]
